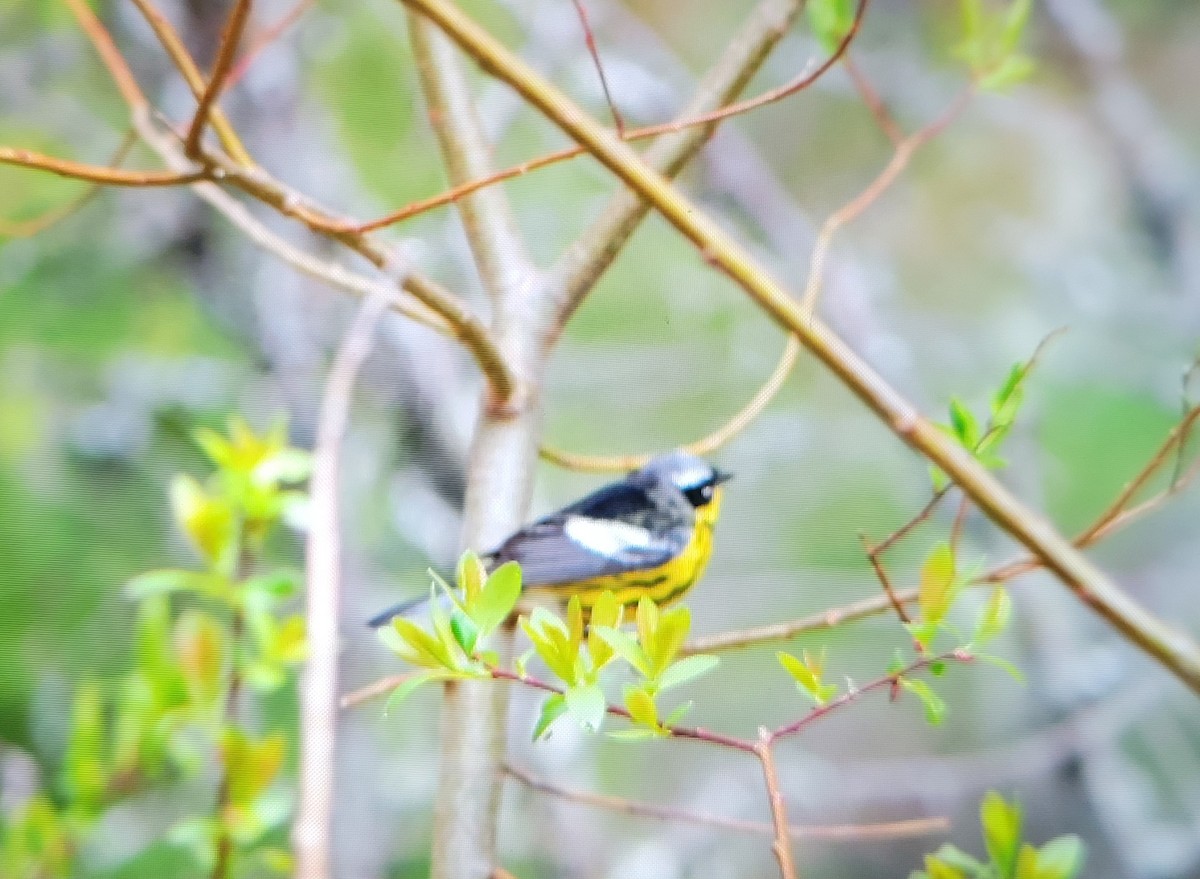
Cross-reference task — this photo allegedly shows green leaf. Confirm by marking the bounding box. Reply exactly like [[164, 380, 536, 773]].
[[593, 625, 652, 678], [1000, 0, 1034, 53], [980, 791, 1023, 878], [978, 652, 1025, 683], [649, 605, 691, 675], [636, 596, 659, 657], [170, 474, 237, 569], [383, 672, 444, 717], [127, 569, 224, 600], [450, 610, 480, 655], [243, 569, 302, 602], [929, 845, 986, 874], [533, 693, 567, 741], [806, 0, 855, 52], [1034, 835, 1085, 879], [975, 586, 1012, 644], [949, 397, 980, 448], [779, 651, 827, 703], [664, 700, 694, 726], [918, 542, 957, 624], [174, 610, 227, 712], [384, 617, 455, 670], [981, 54, 1035, 91], [658, 654, 719, 692], [565, 682, 607, 732], [472, 561, 522, 634], [925, 856, 968, 879], [624, 686, 660, 730], [902, 678, 947, 725], [457, 550, 486, 605]]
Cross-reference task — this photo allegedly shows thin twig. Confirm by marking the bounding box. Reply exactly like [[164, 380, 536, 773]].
[[226, 0, 316, 88], [570, 0, 625, 135], [503, 763, 949, 841], [212, 608, 246, 879], [539, 335, 801, 472], [0, 131, 136, 237], [860, 534, 913, 626], [842, 54, 903, 145], [64, 0, 147, 109], [184, 0, 253, 158], [0, 146, 204, 186], [128, 0, 254, 166], [756, 730, 798, 879], [294, 278, 398, 879], [357, 0, 869, 234], [799, 86, 975, 317]]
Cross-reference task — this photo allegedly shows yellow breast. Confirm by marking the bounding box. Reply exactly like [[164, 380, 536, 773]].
[[551, 487, 723, 611]]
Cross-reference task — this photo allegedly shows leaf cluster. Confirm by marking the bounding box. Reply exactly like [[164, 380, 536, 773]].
[[914, 792, 1085, 879]]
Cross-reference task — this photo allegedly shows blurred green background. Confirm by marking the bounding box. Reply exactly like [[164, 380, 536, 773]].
[[3, 0, 1200, 876]]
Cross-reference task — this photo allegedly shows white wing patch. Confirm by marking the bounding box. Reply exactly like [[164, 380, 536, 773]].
[[564, 516, 658, 557]]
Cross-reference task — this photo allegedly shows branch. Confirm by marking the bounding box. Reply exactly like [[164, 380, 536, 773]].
[[503, 763, 949, 841], [568, 0, 624, 135], [756, 731, 798, 879], [549, 0, 808, 329], [540, 334, 800, 472], [0, 131, 135, 238], [227, 0, 316, 88], [399, 0, 1200, 695], [184, 0, 252, 158], [407, 12, 535, 298], [357, 0, 867, 235], [294, 282, 397, 879], [128, 0, 255, 166], [0, 146, 204, 187]]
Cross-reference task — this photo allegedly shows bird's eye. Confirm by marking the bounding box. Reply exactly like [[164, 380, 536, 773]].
[[701, 484, 713, 500], [684, 482, 715, 506]]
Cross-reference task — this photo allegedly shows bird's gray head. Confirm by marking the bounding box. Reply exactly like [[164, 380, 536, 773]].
[[637, 451, 732, 508]]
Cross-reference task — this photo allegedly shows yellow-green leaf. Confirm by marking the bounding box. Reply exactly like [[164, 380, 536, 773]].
[[918, 542, 957, 624]]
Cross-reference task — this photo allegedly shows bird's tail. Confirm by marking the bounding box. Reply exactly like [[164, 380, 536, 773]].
[[365, 594, 432, 628]]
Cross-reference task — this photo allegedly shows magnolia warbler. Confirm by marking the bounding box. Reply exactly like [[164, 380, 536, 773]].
[[367, 451, 730, 626]]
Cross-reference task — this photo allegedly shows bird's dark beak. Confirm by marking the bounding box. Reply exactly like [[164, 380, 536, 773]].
[[713, 469, 734, 485]]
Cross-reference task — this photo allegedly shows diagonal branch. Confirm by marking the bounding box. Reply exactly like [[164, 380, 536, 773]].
[[395, 0, 1200, 693], [128, 0, 255, 166], [184, 0, 253, 158], [548, 0, 809, 330]]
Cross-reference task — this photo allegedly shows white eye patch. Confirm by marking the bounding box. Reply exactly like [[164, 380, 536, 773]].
[[564, 516, 658, 557]]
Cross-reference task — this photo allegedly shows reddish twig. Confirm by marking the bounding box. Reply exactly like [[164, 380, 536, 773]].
[[0, 131, 136, 237], [503, 763, 949, 841], [859, 534, 913, 626], [352, 0, 871, 233], [570, 0, 625, 136], [185, 0, 253, 157], [0, 146, 205, 187], [842, 54, 903, 145], [226, 0, 316, 88], [757, 730, 798, 879]]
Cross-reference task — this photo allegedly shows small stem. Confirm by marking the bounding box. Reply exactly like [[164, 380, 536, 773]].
[[860, 534, 913, 626], [0, 146, 205, 186], [185, 0, 253, 158], [569, 0, 624, 135], [211, 607, 246, 879], [756, 730, 798, 879], [503, 763, 948, 841]]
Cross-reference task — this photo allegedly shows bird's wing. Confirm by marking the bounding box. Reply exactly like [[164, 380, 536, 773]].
[[493, 481, 686, 586]]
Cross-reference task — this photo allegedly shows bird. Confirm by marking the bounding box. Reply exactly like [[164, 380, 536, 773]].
[[367, 451, 731, 627]]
